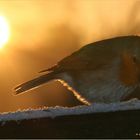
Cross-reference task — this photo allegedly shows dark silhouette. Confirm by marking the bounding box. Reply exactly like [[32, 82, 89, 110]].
[[15, 36, 140, 104]]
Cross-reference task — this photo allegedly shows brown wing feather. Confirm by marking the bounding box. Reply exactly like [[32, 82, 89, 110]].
[[40, 36, 140, 73]]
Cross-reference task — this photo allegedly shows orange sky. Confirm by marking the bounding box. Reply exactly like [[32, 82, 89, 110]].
[[0, 0, 139, 112], [0, 0, 140, 50]]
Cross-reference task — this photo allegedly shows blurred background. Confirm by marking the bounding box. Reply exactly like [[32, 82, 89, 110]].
[[0, 0, 139, 112]]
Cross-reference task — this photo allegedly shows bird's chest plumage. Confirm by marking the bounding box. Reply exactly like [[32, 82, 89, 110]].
[[58, 62, 137, 104], [76, 70, 135, 103]]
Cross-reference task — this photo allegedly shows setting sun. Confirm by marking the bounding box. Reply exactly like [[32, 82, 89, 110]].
[[0, 16, 10, 48]]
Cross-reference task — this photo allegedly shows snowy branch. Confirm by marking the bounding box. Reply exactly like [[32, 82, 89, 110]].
[[0, 99, 140, 138]]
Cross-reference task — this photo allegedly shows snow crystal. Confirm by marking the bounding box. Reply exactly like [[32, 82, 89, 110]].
[[0, 98, 140, 122]]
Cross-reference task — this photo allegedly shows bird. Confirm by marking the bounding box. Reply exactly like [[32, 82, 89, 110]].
[[14, 35, 140, 105]]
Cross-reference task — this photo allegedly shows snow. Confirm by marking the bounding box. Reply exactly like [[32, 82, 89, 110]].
[[0, 98, 140, 122]]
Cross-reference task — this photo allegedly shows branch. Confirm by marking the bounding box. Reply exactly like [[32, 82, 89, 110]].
[[0, 99, 140, 138]]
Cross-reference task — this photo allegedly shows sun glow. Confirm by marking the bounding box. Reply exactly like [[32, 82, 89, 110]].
[[0, 16, 10, 49]]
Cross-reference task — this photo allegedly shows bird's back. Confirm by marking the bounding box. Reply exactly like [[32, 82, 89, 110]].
[[48, 35, 140, 73]]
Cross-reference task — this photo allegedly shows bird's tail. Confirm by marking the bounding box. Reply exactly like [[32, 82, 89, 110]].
[[14, 72, 55, 95]]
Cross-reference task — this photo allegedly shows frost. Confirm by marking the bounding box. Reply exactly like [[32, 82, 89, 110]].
[[0, 98, 140, 122]]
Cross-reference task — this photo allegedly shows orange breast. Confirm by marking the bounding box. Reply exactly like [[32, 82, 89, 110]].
[[119, 52, 139, 86]]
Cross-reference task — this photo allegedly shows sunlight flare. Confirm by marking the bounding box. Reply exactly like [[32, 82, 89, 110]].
[[0, 16, 10, 48]]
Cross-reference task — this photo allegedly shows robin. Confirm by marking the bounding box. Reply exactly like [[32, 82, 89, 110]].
[[14, 35, 140, 105]]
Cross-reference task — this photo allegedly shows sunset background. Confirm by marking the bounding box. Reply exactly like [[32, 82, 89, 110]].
[[0, 0, 139, 112]]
